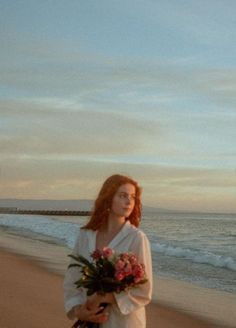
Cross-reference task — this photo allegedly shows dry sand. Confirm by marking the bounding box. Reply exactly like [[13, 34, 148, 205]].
[[0, 249, 222, 328]]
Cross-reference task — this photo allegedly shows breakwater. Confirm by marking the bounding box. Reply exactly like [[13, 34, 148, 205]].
[[0, 208, 91, 216]]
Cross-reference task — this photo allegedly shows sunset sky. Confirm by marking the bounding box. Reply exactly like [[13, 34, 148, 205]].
[[1, 1, 236, 213]]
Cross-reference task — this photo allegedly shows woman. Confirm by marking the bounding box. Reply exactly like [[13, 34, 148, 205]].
[[64, 174, 153, 328]]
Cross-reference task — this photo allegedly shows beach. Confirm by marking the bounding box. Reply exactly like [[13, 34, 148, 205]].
[[0, 248, 218, 328], [1, 217, 236, 328]]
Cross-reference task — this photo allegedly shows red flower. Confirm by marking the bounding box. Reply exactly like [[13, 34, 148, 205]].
[[91, 249, 102, 260], [115, 271, 126, 281]]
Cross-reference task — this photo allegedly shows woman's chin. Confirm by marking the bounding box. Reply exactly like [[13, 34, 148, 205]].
[[124, 210, 132, 217]]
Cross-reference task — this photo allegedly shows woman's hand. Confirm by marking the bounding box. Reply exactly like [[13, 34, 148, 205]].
[[86, 292, 116, 310], [73, 303, 109, 323], [86, 293, 104, 310]]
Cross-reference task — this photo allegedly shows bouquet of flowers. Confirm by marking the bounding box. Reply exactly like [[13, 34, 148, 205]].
[[68, 247, 148, 328]]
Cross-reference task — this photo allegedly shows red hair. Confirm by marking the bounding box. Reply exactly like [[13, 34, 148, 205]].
[[82, 174, 142, 230]]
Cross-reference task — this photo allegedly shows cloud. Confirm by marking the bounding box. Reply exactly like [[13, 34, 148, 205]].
[[192, 69, 236, 108], [1, 1, 235, 213], [1, 93, 236, 170], [1, 28, 236, 115], [0, 158, 235, 212], [2, 40, 236, 114], [1, 156, 234, 188], [0, 98, 162, 157]]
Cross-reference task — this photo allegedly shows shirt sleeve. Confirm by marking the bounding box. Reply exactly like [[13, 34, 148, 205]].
[[114, 230, 153, 315], [63, 229, 87, 317]]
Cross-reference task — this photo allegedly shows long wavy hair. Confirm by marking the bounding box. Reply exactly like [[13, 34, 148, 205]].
[[82, 174, 142, 230]]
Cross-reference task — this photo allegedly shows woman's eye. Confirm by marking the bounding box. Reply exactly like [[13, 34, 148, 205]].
[[119, 194, 126, 199], [119, 194, 136, 200]]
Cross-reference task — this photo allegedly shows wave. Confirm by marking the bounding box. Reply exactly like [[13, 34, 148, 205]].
[[0, 214, 79, 249], [1, 214, 236, 272], [152, 242, 236, 272]]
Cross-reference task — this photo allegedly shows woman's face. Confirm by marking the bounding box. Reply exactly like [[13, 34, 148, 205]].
[[110, 183, 136, 218]]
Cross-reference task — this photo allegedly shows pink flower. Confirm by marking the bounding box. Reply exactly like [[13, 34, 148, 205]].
[[102, 247, 114, 259], [124, 262, 132, 276], [115, 259, 125, 270], [119, 253, 129, 261], [132, 263, 145, 281], [129, 254, 138, 264]]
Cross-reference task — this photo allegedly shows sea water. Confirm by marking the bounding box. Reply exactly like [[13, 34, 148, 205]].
[[0, 212, 235, 294]]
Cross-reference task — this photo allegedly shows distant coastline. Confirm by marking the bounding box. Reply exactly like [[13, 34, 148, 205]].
[[0, 199, 235, 215]]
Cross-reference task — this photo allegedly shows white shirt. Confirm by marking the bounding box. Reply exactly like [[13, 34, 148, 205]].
[[63, 220, 153, 328]]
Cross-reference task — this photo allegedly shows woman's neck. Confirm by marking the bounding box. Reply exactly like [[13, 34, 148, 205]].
[[102, 213, 126, 234]]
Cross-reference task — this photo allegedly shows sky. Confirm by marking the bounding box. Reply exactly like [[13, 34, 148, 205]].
[[0, 0, 236, 213]]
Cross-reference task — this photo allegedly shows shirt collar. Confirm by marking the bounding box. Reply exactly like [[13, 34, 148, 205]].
[[86, 220, 133, 253]]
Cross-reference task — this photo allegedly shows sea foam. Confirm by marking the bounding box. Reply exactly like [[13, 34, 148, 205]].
[[152, 242, 236, 272]]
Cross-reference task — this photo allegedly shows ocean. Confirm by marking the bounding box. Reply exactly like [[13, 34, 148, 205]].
[[0, 212, 235, 294]]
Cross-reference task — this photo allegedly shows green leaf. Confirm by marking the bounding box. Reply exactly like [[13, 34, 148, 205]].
[[68, 254, 98, 276], [68, 263, 82, 269], [68, 254, 80, 262]]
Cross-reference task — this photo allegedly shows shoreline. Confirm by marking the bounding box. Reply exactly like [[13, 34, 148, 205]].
[[1, 231, 236, 327], [0, 248, 218, 328]]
